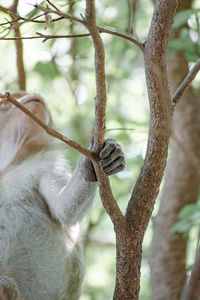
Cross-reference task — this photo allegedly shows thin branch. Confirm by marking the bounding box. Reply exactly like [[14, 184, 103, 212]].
[[0, 2, 144, 49], [84, 0, 125, 228], [10, 0, 19, 14], [0, 1, 26, 89], [172, 59, 200, 105], [35, 6, 85, 24], [10, 0, 26, 90], [85, 0, 106, 152], [36, 32, 90, 42], [98, 26, 144, 51], [34, 6, 144, 49], [0, 33, 90, 41], [46, 0, 60, 12], [0, 93, 93, 159], [0, 5, 10, 14]]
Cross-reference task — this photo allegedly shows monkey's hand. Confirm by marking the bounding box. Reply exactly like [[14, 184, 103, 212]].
[[79, 138, 125, 182]]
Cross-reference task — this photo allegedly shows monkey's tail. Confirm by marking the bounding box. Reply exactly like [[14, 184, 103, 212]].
[[0, 276, 22, 300]]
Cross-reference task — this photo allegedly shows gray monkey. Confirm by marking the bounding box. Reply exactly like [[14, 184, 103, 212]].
[[0, 93, 125, 300]]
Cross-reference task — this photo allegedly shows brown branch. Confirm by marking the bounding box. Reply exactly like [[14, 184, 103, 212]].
[[46, 0, 60, 12], [0, 4, 144, 49], [36, 32, 90, 42], [84, 0, 125, 228], [35, 6, 85, 25], [0, 93, 93, 159], [84, 0, 106, 152], [181, 245, 200, 300], [98, 27, 144, 51], [0, 33, 90, 41], [10, 0, 19, 14], [172, 59, 200, 105], [34, 6, 143, 49], [126, 0, 176, 225], [11, 3, 26, 91], [112, 0, 177, 298], [0, 1, 26, 90], [0, 5, 9, 14]]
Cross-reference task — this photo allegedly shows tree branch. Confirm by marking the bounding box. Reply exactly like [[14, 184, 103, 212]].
[[0, 93, 93, 159], [0, 5, 9, 14], [33, 5, 143, 49], [0, 1, 26, 90], [172, 59, 200, 105], [10, 7, 26, 90], [0, 33, 90, 41], [84, 0, 125, 228], [0, 4, 144, 49], [98, 27, 144, 51]]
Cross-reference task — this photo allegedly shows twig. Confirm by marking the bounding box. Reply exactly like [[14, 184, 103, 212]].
[[35, 6, 85, 24], [0, 33, 90, 41], [98, 27, 144, 51], [33, 6, 144, 49], [172, 59, 200, 105], [36, 32, 90, 42], [0, 5, 9, 14], [0, 93, 93, 159], [10, 0, 26, 90], [84, 0, 125, 228], [46, 0, 60, 12]]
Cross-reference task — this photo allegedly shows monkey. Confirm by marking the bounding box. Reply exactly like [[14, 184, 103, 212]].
[[0, 93, 125, 300]]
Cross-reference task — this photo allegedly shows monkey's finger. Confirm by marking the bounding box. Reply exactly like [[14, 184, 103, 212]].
[[99, 147, 123, 168], [104, 164, 125, 176], [99, 139, 117, 159], [102, 156, 125, 174]]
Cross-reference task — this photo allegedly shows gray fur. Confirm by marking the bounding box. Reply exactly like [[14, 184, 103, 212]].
[[0, 151, 96, 299], [0, 94, 125, 299]]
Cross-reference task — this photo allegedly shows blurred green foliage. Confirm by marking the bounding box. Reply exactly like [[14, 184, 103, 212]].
[[0, 0, 200, 299]]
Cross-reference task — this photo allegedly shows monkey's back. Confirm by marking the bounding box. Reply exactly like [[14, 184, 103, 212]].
[[0, 153, 84, 300]]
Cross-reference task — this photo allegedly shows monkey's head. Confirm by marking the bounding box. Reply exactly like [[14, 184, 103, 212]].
[[0, 93, 53, 169]]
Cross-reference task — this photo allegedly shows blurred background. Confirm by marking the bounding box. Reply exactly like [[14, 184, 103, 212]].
[[0, 1, 200, 299]]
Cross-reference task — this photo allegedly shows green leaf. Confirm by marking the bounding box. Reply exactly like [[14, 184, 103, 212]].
[[178, 204, 196, 219], [33, 61, 60, 79], [171, 220, 192, 234], [172, 9, 195, 29]]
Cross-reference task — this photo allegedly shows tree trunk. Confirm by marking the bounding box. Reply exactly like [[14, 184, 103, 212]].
[[149, 1, 200, 299]]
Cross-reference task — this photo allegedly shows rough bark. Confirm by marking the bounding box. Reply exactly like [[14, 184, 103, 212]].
[[114, 1, 177, 299], [149, 1, 200, 299]]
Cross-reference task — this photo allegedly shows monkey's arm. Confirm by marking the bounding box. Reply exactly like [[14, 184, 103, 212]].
[[39, 139, 125, 227], [39, 160, 97, 227]]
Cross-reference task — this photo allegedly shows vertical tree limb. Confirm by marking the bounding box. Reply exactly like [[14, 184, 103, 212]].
[[10, 0, 26, 90], [113, 1, 176, 299], [149, 1, 200, 299], [84, 0, 107, 153], [84, 0, 125, 229]]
